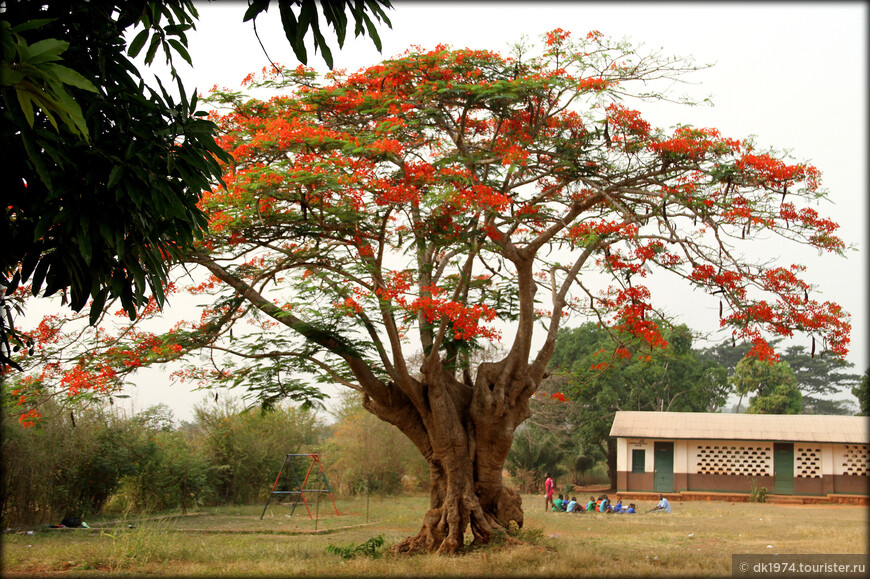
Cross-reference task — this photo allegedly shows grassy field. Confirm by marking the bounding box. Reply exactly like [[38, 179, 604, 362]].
[[2, 494, 867, 576]]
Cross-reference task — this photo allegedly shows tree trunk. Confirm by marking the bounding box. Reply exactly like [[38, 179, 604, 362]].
[[606, 438, 617, 490], [365, 362, 530, 555], [392, 453, 524, 555]]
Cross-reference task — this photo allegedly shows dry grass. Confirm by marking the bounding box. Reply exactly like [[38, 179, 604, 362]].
[[2, 494, 866, 576]]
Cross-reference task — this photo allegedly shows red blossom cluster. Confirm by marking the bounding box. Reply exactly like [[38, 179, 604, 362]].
[[407, 296, 499, 341], [606, 103, 651, 137], [545, 28, 571, 46], [578, 77, 611, 92], [18, 408, 41, 429], [779, 203, 844, 252], [737, 153, 820, 190], [59, 362, 117, 395], [602, 286, 669, 350], [648, 127, 742, 160]]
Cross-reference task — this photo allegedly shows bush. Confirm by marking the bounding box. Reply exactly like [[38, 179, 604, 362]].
[[503, 467, 537, 494], [193, 397, 325, 504], [323, 391, 428, 496], [327, 535, 385, 560], [750, 479, 768, 503], [104, 411, 216, 515], [1, 399, 140, 524], [2, 395, 326, 524]]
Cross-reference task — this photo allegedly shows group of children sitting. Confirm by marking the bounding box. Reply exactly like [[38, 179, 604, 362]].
[[552, 494, 636, 514]]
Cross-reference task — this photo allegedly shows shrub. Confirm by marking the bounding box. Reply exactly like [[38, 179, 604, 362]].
[[324, 391, 427, 496], [193, 397, 325, 504], [750, 479, 768, 503], [104, 420, 216, 515], [326, 535, 385, 560], [1, 399, 139, 524]]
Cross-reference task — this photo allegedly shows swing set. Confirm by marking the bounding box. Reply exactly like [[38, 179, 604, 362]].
[[260, 453, 339, 520]]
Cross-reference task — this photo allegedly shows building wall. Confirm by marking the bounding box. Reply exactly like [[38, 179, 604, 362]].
[[614, 438, 869, 496], [833, 444, 870, 495]]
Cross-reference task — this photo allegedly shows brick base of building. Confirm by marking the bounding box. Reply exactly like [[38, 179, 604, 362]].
[[613, 490, 868, 506]]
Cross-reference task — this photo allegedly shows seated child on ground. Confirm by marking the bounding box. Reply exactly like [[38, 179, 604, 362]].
[[611, 499, 623, 513], [624, 503, 636, 514], [585, 496, 596, 512], [566, 497, 579, 512], [552, 494, 564, 512]]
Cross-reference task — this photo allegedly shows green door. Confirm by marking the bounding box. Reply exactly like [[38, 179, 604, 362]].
[[654, 442, 674, 493], [773, 443, 794, 494]]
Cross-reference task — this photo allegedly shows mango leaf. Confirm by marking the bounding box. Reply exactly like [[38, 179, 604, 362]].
[[40, 62, 98, 92], [127, 28, 150, 59], [24, 38, 68, 64]]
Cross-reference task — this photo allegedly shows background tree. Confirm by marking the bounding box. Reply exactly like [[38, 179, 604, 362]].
[[1, 399, 168, 523], [192, 398, 324, 505], [0, 395, 325, 525], [700, 339, 860, 414], [548, 322, 730, 485], [505, 421, 568, 494], [6, 31, 852, 553], [853, 370, 869, 416], [732, 357, 802, 414], [323, 390, 428, 496], [777, 344, 858, 414]]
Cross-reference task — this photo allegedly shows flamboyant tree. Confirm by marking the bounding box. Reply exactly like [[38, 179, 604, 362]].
[[7, 30, 852, 553]]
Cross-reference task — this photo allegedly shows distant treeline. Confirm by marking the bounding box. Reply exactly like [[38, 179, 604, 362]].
[[1, 393, 427, 526]]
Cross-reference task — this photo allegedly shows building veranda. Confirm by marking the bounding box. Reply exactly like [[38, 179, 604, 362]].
[[610, 411, 869, 504]]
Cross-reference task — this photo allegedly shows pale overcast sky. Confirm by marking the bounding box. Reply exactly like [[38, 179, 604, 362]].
[[83, 2, 870, 421]]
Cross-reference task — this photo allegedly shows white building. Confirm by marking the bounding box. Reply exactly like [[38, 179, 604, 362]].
[[609, 411, 869, 500]]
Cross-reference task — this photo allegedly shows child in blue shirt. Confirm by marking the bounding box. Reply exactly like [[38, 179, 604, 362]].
[[611, 499, 623, 513]]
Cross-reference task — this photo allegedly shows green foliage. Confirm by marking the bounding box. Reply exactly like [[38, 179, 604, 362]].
[[326, 534, 385, 560], [1, 399, 141, 523], [243, 0, 393, 69], [544, 322, 730, 484], [1, 0, 232, 339], [853, 370, 869, 416], [104, 406, 215, 515], [323, 391, 428, 495], [1, 0, 394, 372], [202, 338, 330, 412], [1, 394, 326, 524], [505, 423, 567, 493], [734, 357, 802, 414], [0, 19, 98, 139], [193, 398, 325, 504], [749, 479, 768, 503], [699, 340, 861, 414]]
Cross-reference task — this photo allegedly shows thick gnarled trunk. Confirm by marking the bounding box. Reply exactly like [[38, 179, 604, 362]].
[[391, 423, 525, 555], [365, 361, 531, 555], [393, 458, 524, 555]]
